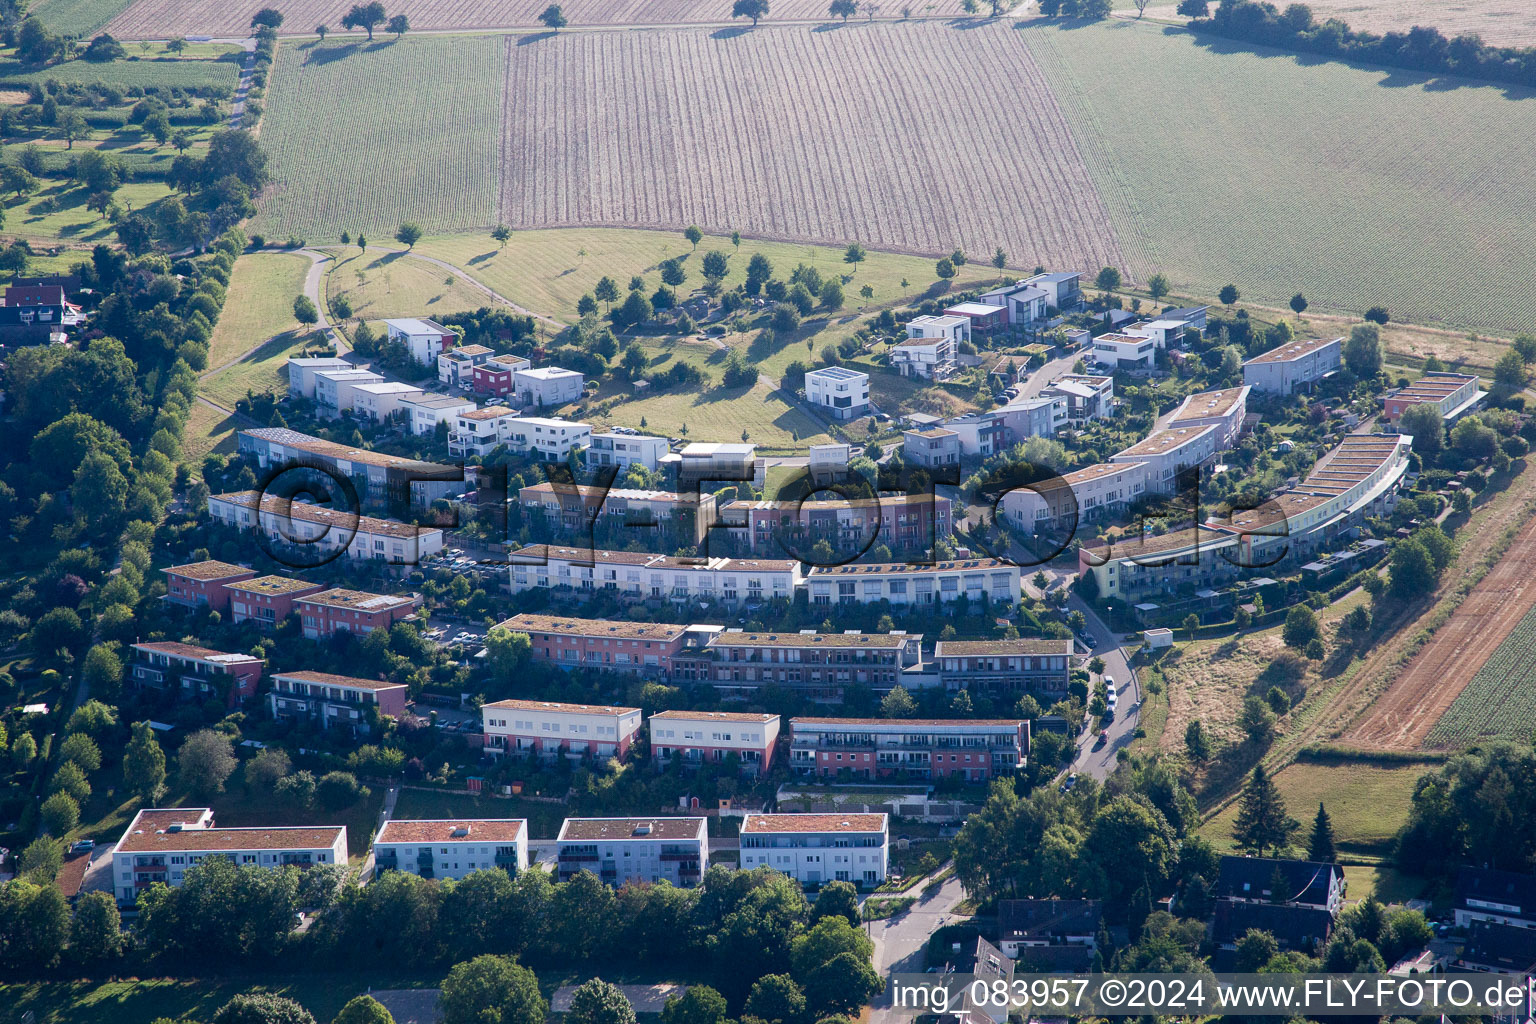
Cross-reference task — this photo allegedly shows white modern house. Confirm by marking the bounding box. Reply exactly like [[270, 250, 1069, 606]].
[[976, 280, 1049, 324], [505, 416, 592, 461], [893, 315, 967, 379], [437, 344, 495, 388], [514, 366, 585, 408], [398, 393, 476, 436], [448, 406, 519, 458], [805, 365, 870, 420], [287, 356, 354, 399], [1091, 332, 1158, 369], [480, 698, 645, 760], [385, 318, 457, 367], [207, 491, 445, 564], [347, 381, 423, 424], [555, 817, 708, 887], [313, 369, 384, 413], [373, 819, 528, 880], [507, 544, 798, 605], [1109, 424, 1219, 495], [588, 432, 669, 472], [739, 812, 889, 888]]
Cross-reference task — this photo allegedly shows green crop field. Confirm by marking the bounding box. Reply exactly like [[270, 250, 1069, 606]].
[[0, 49, 241, 91], [253, 35, 501, 242], [1426, 602, 1536, 747], [28, 0, 137, 35], [1202, 760, 1430, 860], [1022, 19, 1536, 334], [207, 252, 314, 369]]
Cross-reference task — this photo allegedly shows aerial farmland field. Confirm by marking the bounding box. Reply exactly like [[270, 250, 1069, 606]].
[[1144, 1, 1536, 49], [28, 0, 136, 34], [1023, 19, 1536, 333], [499, 22, 1127, 274], [251, 35, 502, 240], [1425, 600, 1536, 748], [104, 0, 973, 38]]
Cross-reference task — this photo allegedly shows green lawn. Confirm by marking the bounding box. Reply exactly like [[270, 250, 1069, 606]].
[[199, 328, 325, 410], [0, 975, 440, 1024], [323, 248, 492, 324], [208, 252, 315, 370], [1022, 18, 1536, 333], [1202, 760, 1431, 861], [418, 228, 998, 324], [180, 400, 243, 467], [6, 179, 175, 247], [0, 47, 242, 91], [596, 376, 832, 452], [252, 35, 502, 241]]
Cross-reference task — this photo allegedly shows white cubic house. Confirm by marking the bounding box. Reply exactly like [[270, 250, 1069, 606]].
[[555, 817, 708, 887], [893, 315, 968, 379], [287, 356, 354, 399], [514, 366, 585, 409], [739, 812, 889, 888], [398, 393, 476, 436], [385, 318, 457, 367], [373, 819, 528, 880], [113, 807, 346, 904], [589, 431, 669, 472], [805, 365, 870, 420]]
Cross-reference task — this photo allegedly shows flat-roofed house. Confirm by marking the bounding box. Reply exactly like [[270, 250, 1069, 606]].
[[208, 491, 446, 565], [373, 819, 528, 880], [739, 812, 888, 888], [788, 717, 1028, 781], [347, 381, 423, 424], [286, 356, 354, 399], [399, 393, 477, 437], [649, 710, 781, 773], [976, 280, 1050, 324], [113, 807, 346, 904], [1382, 372, 1486, 423], [902, 427, 961, 469], [129, 641, 264, 708], [893, 316, 966, 379], [268, 670, 408, 735], [508, 545, 799, 607], [1242, 335, 1342, 395], [294, 589, 419, 639], [1040, 374, 1114, 423], [514, 366, 585, 408], [933, 638, 1074, 696], [944, 302, 1008, 332], [588, 431, 669, 472], [1000, 460, 1147, 536], [472, 355, 533, 398], [805, 365, 871, 420], [223, 575, 327, 629], [163, 560, 255, 612], [671, 629, 923, 701], [726, 494, 951, 555], [502, 613, 693, 677], [481, 698, 644, 761], [238, 427, 461, 509], [804, 557, 1020, 608], [556, 816, 709, 886], [384, 317, 457, 367], [517, 482, 715, 544], [314, 369, 384, 414], [1091, 332, 1158, 369], [437, 343, 495, 388]]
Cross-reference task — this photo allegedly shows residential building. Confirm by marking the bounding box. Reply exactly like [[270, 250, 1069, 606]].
[[1382, 372, 1486, 423], [398, 392, 476, 437], [1217, 855, 1346, 912], [672, 629, 922, 701], [3, 283, 81, 324], [1158, 305, 1209, 331], [739, 813, 888, 888], [162, 560, 255, 612], [347, 381, 424, 424], [268, 669, 408, 734], [518, 482, 715, 544], [448, 405, 518, 458], [1041, 374, 1114, 423], [555, 817, 708, 887], [804, 557, 1020, 608], [287, 356, 355, 399], [1212, 900, 1334, 962], [313, 368, 385, 413], [939, 410, 1009, 458], [384, 317, 457, 367], [509, 545, 798, 606], [1122, 318, 1190, 348], [976, 280, 1049, 324], [805, 365, 870, 420], [481, 698, 644, 760], [1001, 460, 1148, 536], [505, 416, 592, 461], [986, 396, 1064, 445], [893, 318, 965, 379], [373, 819, 528, 880], [514, 366, 585, 408], [295, 589, 419, 639], [223, 575, 327, 629], [1022, 271, 1082, 311], [113, 808, 346, 905], [1167, 386, 1250, 450], [1110, 425, 1219, 494], [808, 443, 851, 478], [238, 428, 461, 509], [129, 641, 264, 708], [208, 491, 445, 565], [933, 638, 1074, 696], [902, 427, 961, 469], [998, 899, 1103, 960], [726, 494, 951, 555], [1242, 335, 1343, 395], [677, 442, 757, 486], [649, 710, 781, 772], [502, 613, 694, 676], [943, 302, 1008, 332], [472, 354, 533, 398], [1456, 921, 1536, 976], [1454, 867, 1536, 930], [1091, 332, 1158, 369], [788, 717, 1028, 781], [437, 343, 495, 388], [589, 431, 669, 472]]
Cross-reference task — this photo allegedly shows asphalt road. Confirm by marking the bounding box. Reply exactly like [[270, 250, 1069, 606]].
[[1065, 587, 1142, 780], [867, 873, 969, 1024]]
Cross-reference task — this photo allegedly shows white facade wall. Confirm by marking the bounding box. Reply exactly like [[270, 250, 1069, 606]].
[[481, 702, 643, 759], [739, 815, 888, 887], [805, 561, 1019, 606], [314, 369, 384, 412], [288, 357, 353, 398], [373, 832, 529, 880], [208, 493, 444, 564], [589, 432, 669, 471], [509, 549, 798, 605], [514, 367, 585, 408]]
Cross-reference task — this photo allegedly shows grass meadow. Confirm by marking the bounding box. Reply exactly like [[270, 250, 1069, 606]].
[[207, 252, 314, 369], [253, 34, 502, 241], [1023, 18, 1536, 333], [323, 248, 491, 323]]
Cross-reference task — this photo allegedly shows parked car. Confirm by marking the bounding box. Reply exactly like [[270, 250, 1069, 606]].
[[70, 839, 94, 855]]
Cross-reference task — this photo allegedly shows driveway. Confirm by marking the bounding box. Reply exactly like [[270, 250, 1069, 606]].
[[868, 873, 969, 1024], [357, 783, 400, 882], [1064, 588, 1142, 780]]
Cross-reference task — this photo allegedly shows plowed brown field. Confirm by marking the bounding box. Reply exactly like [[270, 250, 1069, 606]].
[[497, 21, 1126, 273], [105, 0, 973, 37], [1345, 513, 1536, 750]]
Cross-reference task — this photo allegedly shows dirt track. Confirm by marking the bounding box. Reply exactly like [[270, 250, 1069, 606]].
[[1345, 511, 1536, 749]]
